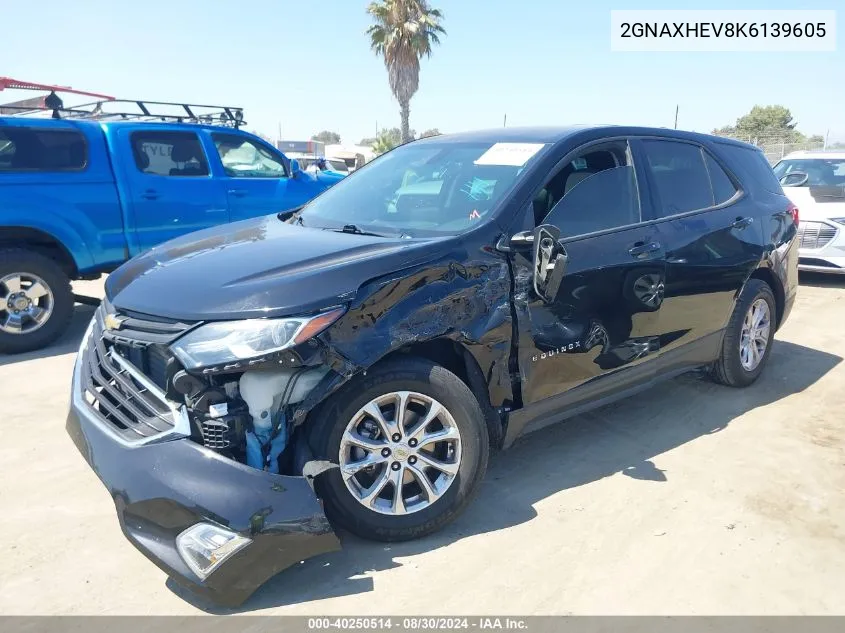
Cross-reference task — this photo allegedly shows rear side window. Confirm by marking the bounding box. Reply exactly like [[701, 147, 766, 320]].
[[131, 131, 209, 177], [704, 152, 738, 204], [0, 128, 87, 171], [719, 143, 782, 194], [641, 139, 713, 217]]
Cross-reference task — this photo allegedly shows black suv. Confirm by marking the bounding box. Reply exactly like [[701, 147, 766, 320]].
[[67, 125, 798, 605]]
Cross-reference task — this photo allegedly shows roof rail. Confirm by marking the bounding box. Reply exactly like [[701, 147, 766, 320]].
[[2, 98, 246, 129]]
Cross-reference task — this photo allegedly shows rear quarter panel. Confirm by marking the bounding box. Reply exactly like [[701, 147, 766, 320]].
[[709, 139, 798, 326]]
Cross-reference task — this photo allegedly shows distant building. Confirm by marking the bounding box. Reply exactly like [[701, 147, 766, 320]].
[[325, 144, 375, 172], [276, 139, 325, 157]]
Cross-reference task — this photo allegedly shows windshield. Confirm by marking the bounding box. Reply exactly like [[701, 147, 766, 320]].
[[297, 141, 548, 237], [773, 158, 845, 187]]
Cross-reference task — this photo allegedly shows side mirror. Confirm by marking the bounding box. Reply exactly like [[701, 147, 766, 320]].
[[780, 171, 808, 187], [290, 159, 302, 178], [533, 224, 568, 303]]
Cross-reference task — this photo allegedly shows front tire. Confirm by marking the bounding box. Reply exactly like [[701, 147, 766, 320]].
[[308, 358, 489, 542], [0, 249, 74, 355], [710, 279, 776, 388]]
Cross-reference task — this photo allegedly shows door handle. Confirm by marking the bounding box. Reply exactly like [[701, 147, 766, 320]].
[[628, 241, 662, 259], [731, 216, 754, 230], [141, 189, 159, 200], [228, 189, 248, 198]]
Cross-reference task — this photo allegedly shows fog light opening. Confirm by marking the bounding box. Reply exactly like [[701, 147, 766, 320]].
[[176, 523, 251, 580]]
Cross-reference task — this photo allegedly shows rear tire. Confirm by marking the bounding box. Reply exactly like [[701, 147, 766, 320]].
[[308, 358, 489, 542], [0, 249, 74, 354], [710, 279, 776, 388]]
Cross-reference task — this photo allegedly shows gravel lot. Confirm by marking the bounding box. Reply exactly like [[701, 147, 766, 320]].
[[1, 275, 844, 615]]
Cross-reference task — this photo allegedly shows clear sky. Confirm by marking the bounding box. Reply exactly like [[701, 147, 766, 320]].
[[2, 0, 842, 144]]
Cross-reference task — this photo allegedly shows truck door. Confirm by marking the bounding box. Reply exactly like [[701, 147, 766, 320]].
[[116, 128, 229, 253], [208, 132, 315, 222]]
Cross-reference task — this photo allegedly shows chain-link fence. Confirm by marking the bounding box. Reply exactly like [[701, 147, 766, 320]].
[[710, 132, 825, 165]]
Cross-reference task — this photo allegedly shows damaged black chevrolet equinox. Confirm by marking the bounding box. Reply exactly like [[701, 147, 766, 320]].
[[67, 126, 798, 605]]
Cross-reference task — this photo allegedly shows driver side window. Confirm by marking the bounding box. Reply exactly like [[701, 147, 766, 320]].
[[212, 134, 287, 178], [535, 140, 641, 236]]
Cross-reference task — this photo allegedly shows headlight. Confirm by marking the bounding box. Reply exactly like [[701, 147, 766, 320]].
[[171, 307, 345, 370], [830, 218, 845, 226], [176, 523, 251, 580]]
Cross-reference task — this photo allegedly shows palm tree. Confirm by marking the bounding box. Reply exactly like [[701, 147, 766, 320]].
[[371, 131, 397, 156], [367, 0, 445, 144]]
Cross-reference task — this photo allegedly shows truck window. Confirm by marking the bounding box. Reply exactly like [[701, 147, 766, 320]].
[[130, 131, 210, 177], [212, 134, 287, 178], [0, 128, 87, 171]]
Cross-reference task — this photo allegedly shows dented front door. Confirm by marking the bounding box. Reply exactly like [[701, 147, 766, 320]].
[[510, 225, 668, 406]]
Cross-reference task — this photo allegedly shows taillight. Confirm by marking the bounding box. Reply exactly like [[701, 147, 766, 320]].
[[787, 201, 799, 226]]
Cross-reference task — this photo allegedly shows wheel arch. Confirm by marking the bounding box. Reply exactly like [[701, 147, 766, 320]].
[[378, 339, 505, 450], [296, 338, 505, 453], [748, 266, 784, 328], [0, 226, 79, 278]]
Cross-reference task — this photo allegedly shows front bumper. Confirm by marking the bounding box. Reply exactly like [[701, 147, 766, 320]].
[[66, 355, 340, 607], [797, 221, 845, 274], [798, 257, 845, 274]]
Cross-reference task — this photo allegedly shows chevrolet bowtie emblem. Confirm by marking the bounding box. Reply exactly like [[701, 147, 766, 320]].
[[104, 313, 127, 331]]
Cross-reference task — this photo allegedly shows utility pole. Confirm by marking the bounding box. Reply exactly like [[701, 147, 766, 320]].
[[674, 105, 679, 130], [503, 113, 507, 128], [824, 129, 830, 149]]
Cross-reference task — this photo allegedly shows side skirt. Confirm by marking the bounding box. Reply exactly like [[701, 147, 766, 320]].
[[503, 329, 724, 448]]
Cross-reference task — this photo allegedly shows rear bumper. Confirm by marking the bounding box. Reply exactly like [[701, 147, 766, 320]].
[[66, 355, 340, 607]]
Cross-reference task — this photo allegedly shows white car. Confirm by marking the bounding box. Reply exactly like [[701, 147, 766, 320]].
[[774, 150, 845, 274]]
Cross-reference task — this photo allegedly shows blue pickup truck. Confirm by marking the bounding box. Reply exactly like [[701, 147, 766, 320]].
[[0, 113, 343, 354]]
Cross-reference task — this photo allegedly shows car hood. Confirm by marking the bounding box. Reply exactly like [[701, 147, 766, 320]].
[[314, 170, 346, 185], [783, 186, 845, 221], [106, 216, 451, 321]]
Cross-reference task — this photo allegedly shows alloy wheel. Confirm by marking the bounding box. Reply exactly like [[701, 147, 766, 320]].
[[0, 273, 54, 335], [739, 297, 771, 371], [338, 391, 462, 516]]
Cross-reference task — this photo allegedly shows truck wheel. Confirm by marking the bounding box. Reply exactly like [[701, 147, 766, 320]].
[[0, 249, 74, 354], [709, 279, 776, 388], [309, 358, 489, 542]]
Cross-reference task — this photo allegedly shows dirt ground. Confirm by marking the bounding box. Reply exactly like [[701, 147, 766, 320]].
[[1, 275, 844, 615]]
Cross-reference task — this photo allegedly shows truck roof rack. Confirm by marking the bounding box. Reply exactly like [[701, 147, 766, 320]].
[[2, 98, 246, 129], [2, 79, 245, 128]]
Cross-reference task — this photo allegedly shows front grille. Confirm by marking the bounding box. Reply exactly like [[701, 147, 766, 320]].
[[797, 221, 838, 250], [80, 306, 186, 444], [199, 418, 231, 450], [109, 340, 173, 391]]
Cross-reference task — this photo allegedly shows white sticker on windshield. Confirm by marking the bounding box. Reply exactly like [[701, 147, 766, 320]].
[[474, 143, 545, 167]]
